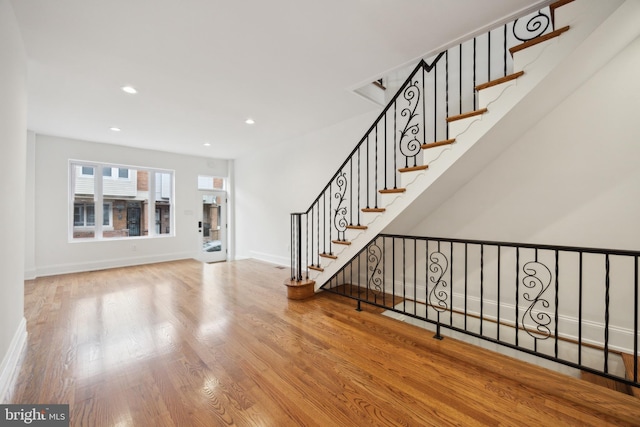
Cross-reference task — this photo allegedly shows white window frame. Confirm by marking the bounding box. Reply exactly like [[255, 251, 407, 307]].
[[69, 160, 175, 242], [73, 202, 112, 228]]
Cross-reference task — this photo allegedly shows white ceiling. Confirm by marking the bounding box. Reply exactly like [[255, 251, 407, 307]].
[[10, 0, 546, 159]]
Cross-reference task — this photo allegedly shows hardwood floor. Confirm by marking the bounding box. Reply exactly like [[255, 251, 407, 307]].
[[6, 259, 640, 426]]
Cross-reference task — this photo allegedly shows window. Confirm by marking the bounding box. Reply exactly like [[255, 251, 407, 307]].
[[74, 203, 111, 226], [198, 175, 225, 190], [70, 161, 174, 241]]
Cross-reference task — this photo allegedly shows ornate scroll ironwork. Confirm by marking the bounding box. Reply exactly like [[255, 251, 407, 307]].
[[333, 171, 348, 241], [398, 79, 423, 167], [428, 251, 449, 312], [522, 261, 552, 340], [513, 10, 551, 42], [367, 242, 383, 295]]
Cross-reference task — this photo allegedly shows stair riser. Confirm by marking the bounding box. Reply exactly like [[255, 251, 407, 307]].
[[477, 81, 519, 110]]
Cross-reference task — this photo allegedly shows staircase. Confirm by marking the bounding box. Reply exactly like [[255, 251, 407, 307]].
[[289, 0, 638, 294]]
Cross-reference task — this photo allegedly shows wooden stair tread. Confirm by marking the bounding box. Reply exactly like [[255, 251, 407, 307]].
[[379, 188, 406, 194], [550, 0, 575, 26], [332, 240, 351, 245], [319, 253, 338, 260], [475, 71, 525, 91], [446, 108, 488, 123], [621, 353, 640, 398], [399, 165, 428, 173], [509, 26, 570, 56], [362, 207, 385, 213], [308, 265, 324, 272], [372, 80, 386, 90], [422, 139, 455, 150], [346, 225, 368, 230]]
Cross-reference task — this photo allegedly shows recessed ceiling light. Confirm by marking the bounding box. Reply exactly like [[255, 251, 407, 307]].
[[110, 127, 121, 132], [121, 86, 137, 94], [203, 143, 211, 147], [245, 118, 255, 125]]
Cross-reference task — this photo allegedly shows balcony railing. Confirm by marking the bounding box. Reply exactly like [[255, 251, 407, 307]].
[[322, 234, 640, 388]]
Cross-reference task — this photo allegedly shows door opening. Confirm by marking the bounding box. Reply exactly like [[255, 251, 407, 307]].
[[199, 192, 226, 262]]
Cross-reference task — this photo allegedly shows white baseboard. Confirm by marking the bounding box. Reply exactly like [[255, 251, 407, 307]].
[[0, 317, 27, 404], [249, 251, 289, 267], [34, 251, 193, 278]]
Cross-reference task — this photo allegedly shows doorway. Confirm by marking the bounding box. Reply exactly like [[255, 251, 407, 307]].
[[199, 191, 226, 262], [127, 203, 141, 237]]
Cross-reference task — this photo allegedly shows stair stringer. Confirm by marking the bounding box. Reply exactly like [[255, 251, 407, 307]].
[[309, 0, 638, 290]]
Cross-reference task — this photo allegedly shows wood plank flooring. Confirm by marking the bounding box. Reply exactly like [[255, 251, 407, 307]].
[[6, 259, 640, 426]]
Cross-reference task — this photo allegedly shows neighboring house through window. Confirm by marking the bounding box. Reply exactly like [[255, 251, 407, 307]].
[[70, 161, 174, 240]]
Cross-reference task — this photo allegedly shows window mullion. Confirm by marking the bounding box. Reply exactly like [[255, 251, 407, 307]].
[[95, 165, 104, 239], [149, 171, 156, 237]]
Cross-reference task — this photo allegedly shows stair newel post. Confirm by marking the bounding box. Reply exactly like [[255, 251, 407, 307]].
[[290, 212, 303, 281]]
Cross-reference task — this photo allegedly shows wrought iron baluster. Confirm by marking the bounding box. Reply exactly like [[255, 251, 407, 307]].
[[633, 256, 640, 383], [459, 44, 463, 116], [433, 60, 437, 144], [367, 240, 383, 298], [480, 243, 484, 335], [429, 240, 449, 340], [554, 250, 559, 358], [465, 243, 468, 330], [635, 256, 639, 382], [305, 213, 308, 279], [333, 171, 347, 242], [357, 147, 361, 225], [513, 11, 550, 42], [384, 115, 388, 191], [516, 247, 520, 347], [522, 255, 552, 352], [605, 254, 610, 373], [422, 66, 427, 149], [398, 79, 422, 171], [445, 50, 449, 140], [488, 31, 491, 82], [402, 238, 406, 312], [497, 245, 501, 340], [328, 182, 332, 253], [473, 37, 477, 111], [450, 242, 453, 326], [503, 24, 507, 76], [414, 238, 417, 316], [579, 252, 583, 365], [366, 135, 369, 209], [394, 103, 398, 189], [375, 125, 378, 195], [426, 239, 430, 320], [349, 158, 353, 226]]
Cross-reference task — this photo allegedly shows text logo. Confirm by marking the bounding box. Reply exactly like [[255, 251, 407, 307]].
[[1, 405, 69, 426]]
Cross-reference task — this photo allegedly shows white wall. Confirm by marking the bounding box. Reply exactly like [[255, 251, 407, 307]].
[[33, 134, 231, 276], [0, 0, 27, 401], [397, 34, 640, 251], [234, 110, 378, 265]]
